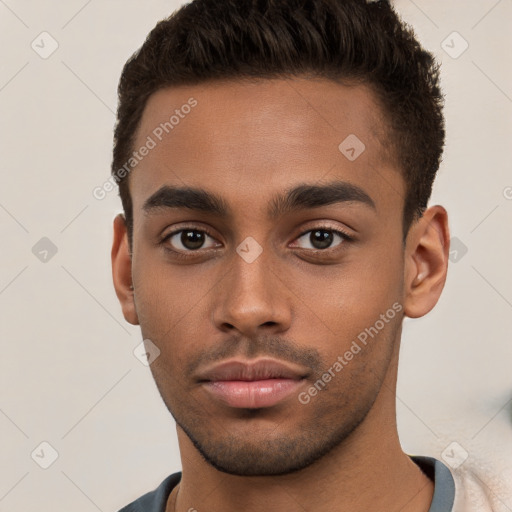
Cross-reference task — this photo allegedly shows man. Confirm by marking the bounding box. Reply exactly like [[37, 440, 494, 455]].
[[111, 0, 496, 510]]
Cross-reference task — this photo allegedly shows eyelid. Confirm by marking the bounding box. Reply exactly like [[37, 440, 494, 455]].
[[162, 224, 217, 240], [165, 226, 217, 238], [293, 222, 354, 243]]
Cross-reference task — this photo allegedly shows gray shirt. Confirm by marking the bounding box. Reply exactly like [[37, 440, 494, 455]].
[[118, 455, 455, 512]]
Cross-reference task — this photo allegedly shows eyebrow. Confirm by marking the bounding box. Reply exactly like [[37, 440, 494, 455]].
[[142, 180, 376, 219]]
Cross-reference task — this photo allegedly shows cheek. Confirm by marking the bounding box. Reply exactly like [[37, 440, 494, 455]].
[[305, 305, 401, 401], [132, 258, 218, 381], [132, 250, 220, 337], [281, 252, 403, 375], [287, 253, 402, 330]]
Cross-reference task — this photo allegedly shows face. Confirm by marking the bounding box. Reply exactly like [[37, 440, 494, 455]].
[[123, 78, 408, 476]]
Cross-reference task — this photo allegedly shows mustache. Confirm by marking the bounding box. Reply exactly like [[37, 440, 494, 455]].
[[185, 334, 324, 376]]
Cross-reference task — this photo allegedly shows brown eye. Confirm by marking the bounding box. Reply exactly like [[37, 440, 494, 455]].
[[163, 228, 220, 252], [294, 228, 351, 251], [180, 230, 206, 250]]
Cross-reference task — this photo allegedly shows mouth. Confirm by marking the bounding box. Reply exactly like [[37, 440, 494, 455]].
[[196, 358, 308, 409]]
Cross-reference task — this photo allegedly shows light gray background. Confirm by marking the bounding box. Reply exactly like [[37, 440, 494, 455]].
[[1, 1, 511, 510]]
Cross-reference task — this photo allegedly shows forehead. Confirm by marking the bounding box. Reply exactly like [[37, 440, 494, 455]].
[[130, 77, 404, 220]]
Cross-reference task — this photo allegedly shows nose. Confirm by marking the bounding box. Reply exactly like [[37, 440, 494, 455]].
[[211, 246, 292, 337]]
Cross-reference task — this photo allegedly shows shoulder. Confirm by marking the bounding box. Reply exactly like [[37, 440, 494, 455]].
[[117, 472, 182, 512], [450, 462, 511, 512], [411, 453, 511, 512], [409, 454, 510, 512]]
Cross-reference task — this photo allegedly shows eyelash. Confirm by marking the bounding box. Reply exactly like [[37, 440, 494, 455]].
[[160, 225, 354, 259]]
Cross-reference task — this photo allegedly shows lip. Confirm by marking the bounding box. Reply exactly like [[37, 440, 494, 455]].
[[197, 358, 308, 409]]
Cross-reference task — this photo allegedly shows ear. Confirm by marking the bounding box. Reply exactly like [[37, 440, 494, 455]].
[[111, 213, 139, 325], [403, 205, 450, 318]]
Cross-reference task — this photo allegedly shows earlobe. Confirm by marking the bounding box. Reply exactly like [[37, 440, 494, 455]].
[[403, 205, 450, 319], [111, 213, 139, 325]]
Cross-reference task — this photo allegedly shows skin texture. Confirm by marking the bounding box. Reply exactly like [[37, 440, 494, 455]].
[[112, 77, 450, 512]]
